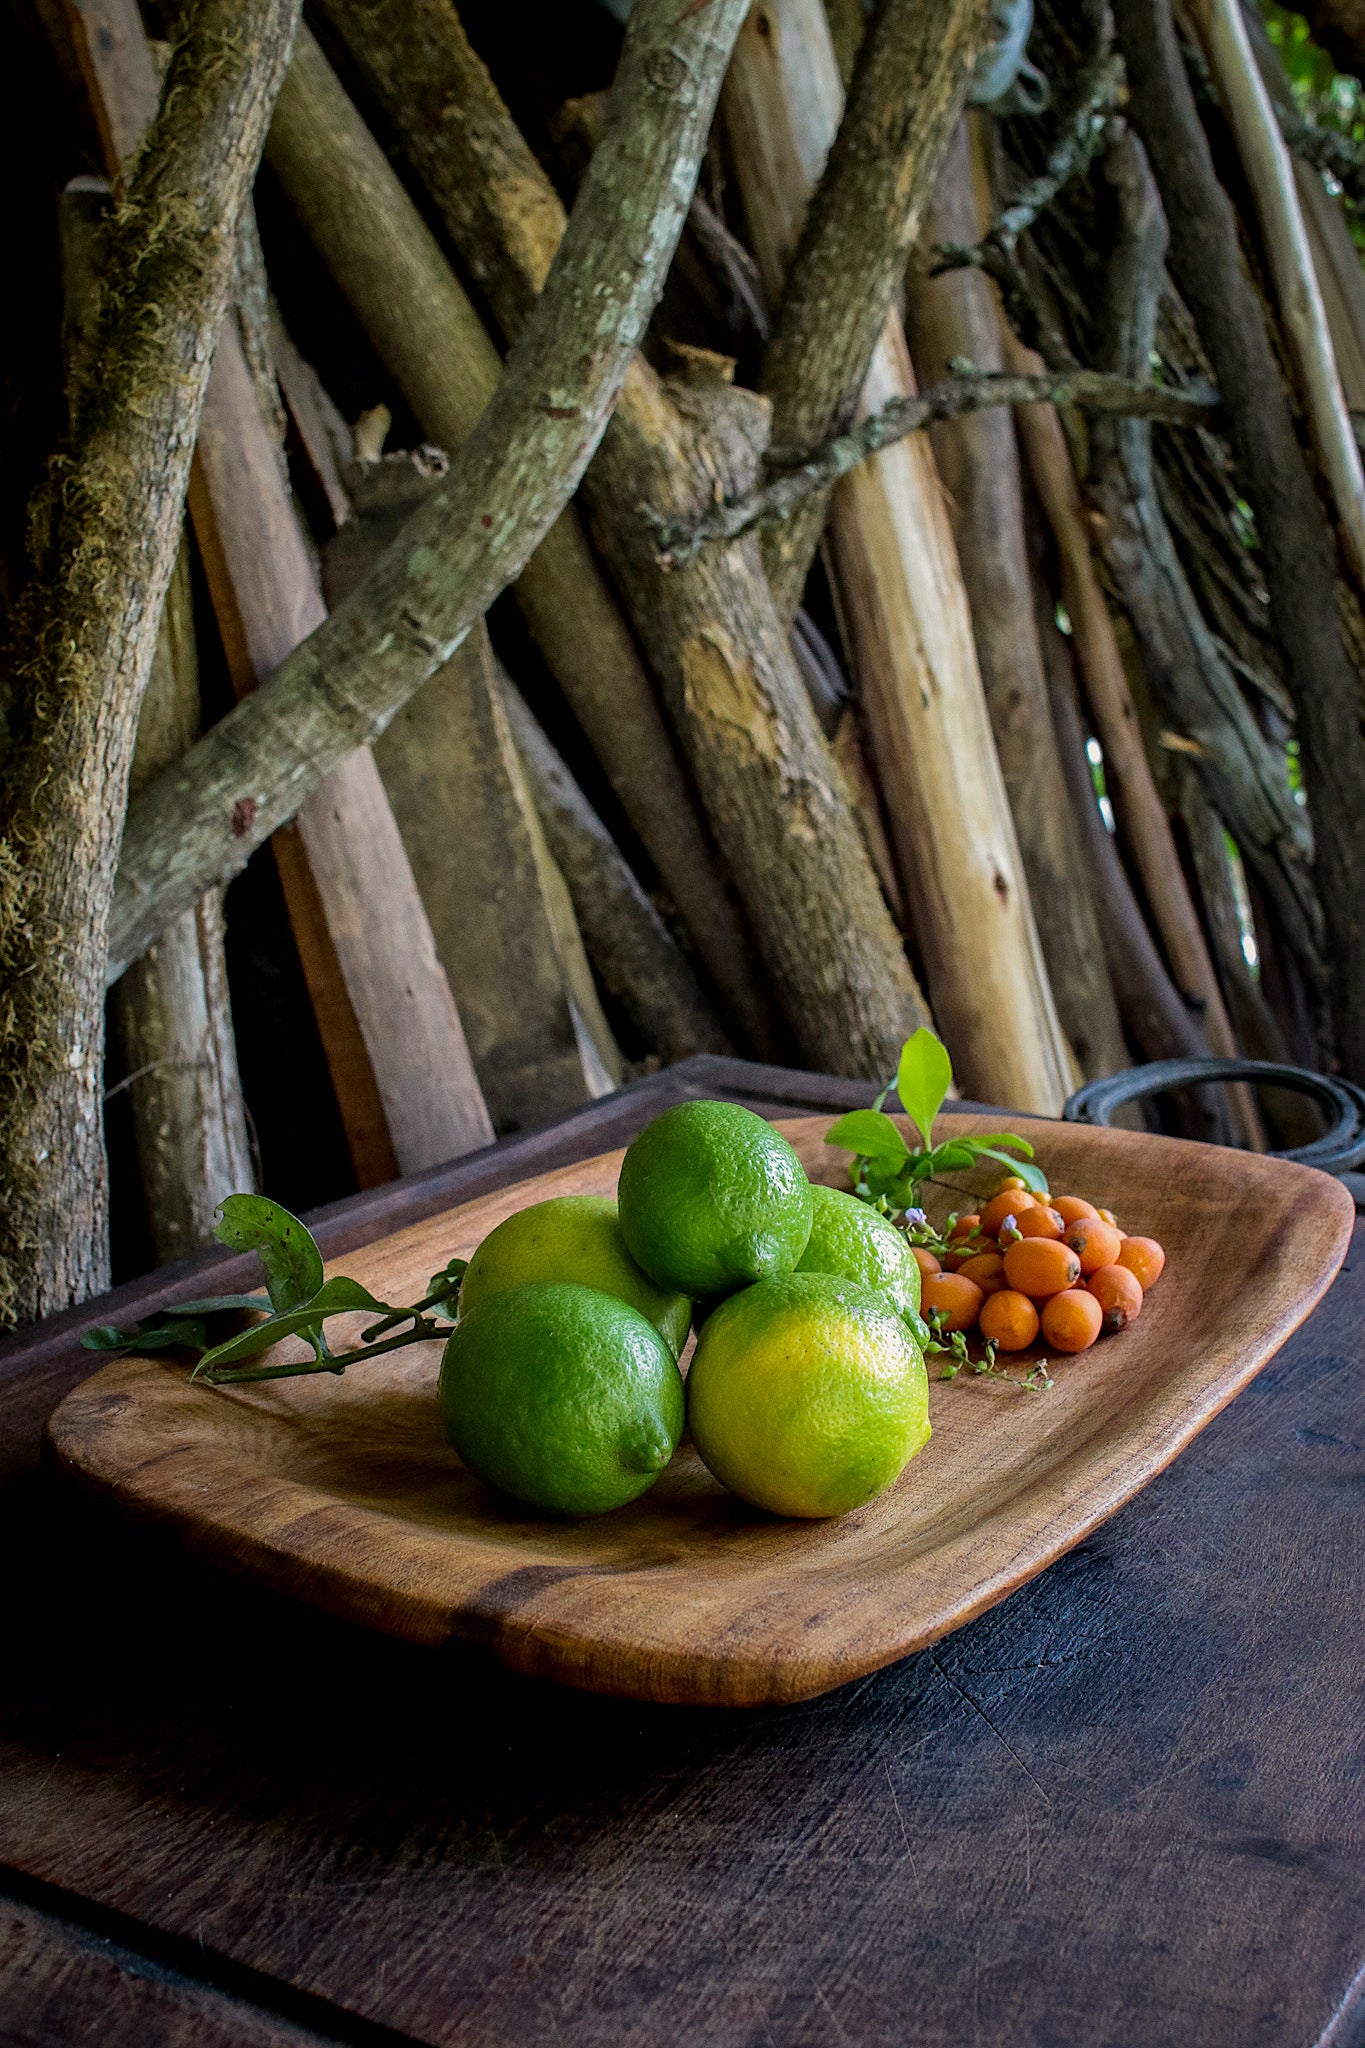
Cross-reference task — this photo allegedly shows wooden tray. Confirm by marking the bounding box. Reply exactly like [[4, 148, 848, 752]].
[[45, 1115, 1353, 1707]]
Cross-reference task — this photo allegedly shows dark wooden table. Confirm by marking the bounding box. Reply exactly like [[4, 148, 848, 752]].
[[2, 1056, 1363, 2048]]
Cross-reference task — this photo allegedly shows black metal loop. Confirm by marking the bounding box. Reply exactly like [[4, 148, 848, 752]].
[[1063, 1058, 1365, 1179]]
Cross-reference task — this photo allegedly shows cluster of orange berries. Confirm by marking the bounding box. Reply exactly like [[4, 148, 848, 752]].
[[913, 1177, 1166, 1357]]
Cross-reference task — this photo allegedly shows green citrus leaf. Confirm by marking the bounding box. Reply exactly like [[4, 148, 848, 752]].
[[896, 1029, 953, 1149], [79, 1296, 270, 1354], [974, 1146, 1049, 1194], [825, 1109, 911, 1161], [192, 1276, 399, 1378], [215, 1195, 324, 1313]]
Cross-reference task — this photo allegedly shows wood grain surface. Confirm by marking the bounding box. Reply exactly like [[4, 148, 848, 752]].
[[44, 1115, 1353, 1707], [4, 1061, 1364, 2047]]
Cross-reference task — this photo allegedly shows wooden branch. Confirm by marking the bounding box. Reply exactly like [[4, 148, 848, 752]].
[[311, 0, 936, 1079], [107, 0, 753, 974], [498, 678, 731, 1065], [932, 37, 1122, 270], [112, 540, 256, 1257], [261, 27, 768, 1056], [1189, 0, 1365, 584], [652, 369, 1219, 563], [57, 160, 255, 1255], [721, 0, 1075, 1110], [322, 449, 623, 1130], [189, 322, 494, 1174], [756, 0, 992, 621], [1036, 588, 1224, 1089], [1115, 0, 1365, 1077], [906, 118, 1129, 1085], [0, 0, 301, 1324], [1007, 337, 1253, 1087]]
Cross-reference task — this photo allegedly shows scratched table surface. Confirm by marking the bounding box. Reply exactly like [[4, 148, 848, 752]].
[[1, 1055, 1362, 2048]]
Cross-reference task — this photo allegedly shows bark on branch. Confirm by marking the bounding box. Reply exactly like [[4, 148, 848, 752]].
[[108, 0, 751, 976], [315, 0, 936, 1080], [652, 367, 1219, 563], [1115, 0, 1365, 1076], [0, 0, 302, 1326], [757, 0, 991, 623]]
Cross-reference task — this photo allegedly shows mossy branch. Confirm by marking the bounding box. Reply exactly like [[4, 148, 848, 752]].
[[0, 0, 303, 1326]]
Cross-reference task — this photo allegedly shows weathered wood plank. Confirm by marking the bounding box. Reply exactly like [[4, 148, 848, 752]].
[[0, 1891, 336, 2048], [323, 452, 621, 1129], [188, 321, 494, 1177]]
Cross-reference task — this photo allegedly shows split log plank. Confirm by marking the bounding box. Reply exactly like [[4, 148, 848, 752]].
[[265, 30, 770, 1055], [722, 0, 1074, 1110], [188, 322, 493, 1175], [498, 675, 730, 1064], [323, 453, 624, 1128]]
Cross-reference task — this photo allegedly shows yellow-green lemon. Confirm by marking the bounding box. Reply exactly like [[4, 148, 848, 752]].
[[458, 1193, 691, 1357], [617, 1100, 813, 1298], [686, 1272, 930, 1518], [795, 1183, 921, 1324], [439, 1282, 684, 1516]]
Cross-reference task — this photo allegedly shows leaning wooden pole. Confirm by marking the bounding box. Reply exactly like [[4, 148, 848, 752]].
[[265, 29, 771, 1054], [0, 0, 301, 1325], [51, 40, 255, 1256], [722, 0, 1075, 1111], [110, 542, 256, 1257], [1116, 0, 1365, 1079], [188, 322, 495, 1176], [904, 117, 1128, 1082], [312, 0, 934, 1080]]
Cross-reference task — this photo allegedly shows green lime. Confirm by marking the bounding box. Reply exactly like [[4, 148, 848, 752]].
[[795, 1183, 921, 1324], [686, 1272, 930, 1519], [440, 1282, 684, 1516], [459, 1194, 691, 1357], [617, 1100, 813, 1298]]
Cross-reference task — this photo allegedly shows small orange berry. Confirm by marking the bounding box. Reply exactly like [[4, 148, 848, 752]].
[[949, 1213, 981, 1241], [921, 1271, 985, 1332], [1015, 1204, 1065, 1241], [1053, 1195, 1099, 1225], [910, 1245, 942, 1279], [1041, 1287, 1103, 1353], [1097, 1208, 1119, 1229], [981, 1189, 1035, 1237], [979, 1288, 1040, 1351], [1002, 1237, 1082, 1298], [1064, 1216, 1123, 1275], [1117, 1236, 1166, 1289], [998, 1174, 1026, 1191], [1087, 1264, 1144, 1331], [957, 1250, 1006, 1296]]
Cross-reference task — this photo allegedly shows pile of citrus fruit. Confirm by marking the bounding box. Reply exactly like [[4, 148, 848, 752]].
[[914, 1179, 1165, 1356], [438, 1101, 1166, 1524]]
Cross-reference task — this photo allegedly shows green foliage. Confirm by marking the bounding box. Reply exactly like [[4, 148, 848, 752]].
[[896, 1027, 953, 1149], [215, 1194, 324, 1315], [828, 1031, 1046, 1218], [81, 1296, 269, 1355], [82, 1197, 463, 1387]]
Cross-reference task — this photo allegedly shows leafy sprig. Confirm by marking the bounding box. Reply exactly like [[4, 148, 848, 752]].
[[828, 1027, 1047, 1219], [82, 1196, 465, 1386]]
